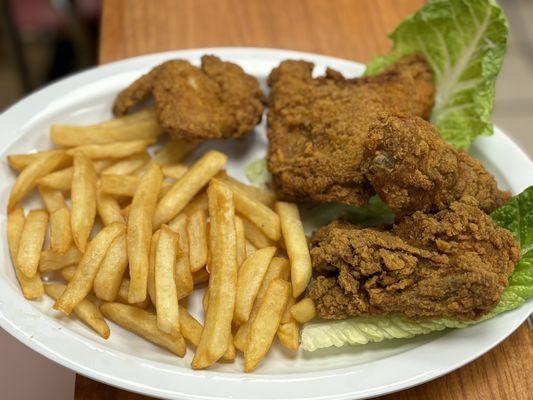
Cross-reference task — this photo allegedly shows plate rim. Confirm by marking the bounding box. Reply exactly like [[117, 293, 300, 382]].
[[0, 46, 531, 400]]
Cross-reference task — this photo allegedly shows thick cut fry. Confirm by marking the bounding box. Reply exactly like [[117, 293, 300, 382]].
[[36, 160, 112, 191], [49, 207, 73, 253], [234, 257, 290, 351], [147, 230, 160, 306], [155, 226, 181, 334], [54, 222, 125, 315], [96, 188, 125, 225], [100, 174, 172, 198], [39, 247, 82, 272], [191, 182, 237, 369], [212, 178, 280, 242], [275, 202, 312, 297], [51, 111, 162, 147], [153, 151, 227, 228], [187, 210, 208, 272], [290, 298, 317, 324], [127, 164, 163, 303], [9, 150, 70, 209], [7, 150, 59, 171], [234, 247, 277, 324], [161, 164, 188, 180], [7, 209, 44, 299], [66, 139, 155, 159], [241, 216, 274, 249], [152, 139, 198, 165], [168, 214, 193, 299], [281, 296, 296, 324], [17, 209, 48, 278], [235, 216, 246, 267], [202, 289, 210, 313], [45, 284, 110, 339], [71, 151, 97, 252], [94, 234, 128, 301], [38, 186, 67, 212], [100, 303, 186, 357], [101, 152, 151, 175], [216, 171, 276, 206], [193, 268, 209, 285], [277, 321, 300, 350], [245, 279, 290, 372], [245, 240, 256, 257], [182, 192, 208, 216]]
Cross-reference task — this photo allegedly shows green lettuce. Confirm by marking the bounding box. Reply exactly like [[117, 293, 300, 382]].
[[301, 186, 533, 351], [245, 157, 271, 187], [365, 0, 508, 149]]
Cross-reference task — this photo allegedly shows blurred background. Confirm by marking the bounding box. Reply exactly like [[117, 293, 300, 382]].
[[0, 0, 531, 153]]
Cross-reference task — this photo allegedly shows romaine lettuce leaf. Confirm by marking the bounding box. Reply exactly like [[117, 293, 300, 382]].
[[301, 186, 533, 351], [365, 0, 508, 149], [245, 157, 271, 187]]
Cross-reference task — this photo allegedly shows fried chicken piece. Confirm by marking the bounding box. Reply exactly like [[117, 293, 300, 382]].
[[363, 114, 510, 216], [113, 55, 265, 140], [267, 54, 435, 205], [308, 198, 519, 321]]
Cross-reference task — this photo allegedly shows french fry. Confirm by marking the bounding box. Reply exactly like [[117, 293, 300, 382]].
[[182, 192, 208, 216], [147, 230, 160, 306], [100, 303, 186, 357], [187, 210, 208, 272], [7, 150, 59, 171], [161, 164, 188, 180], [101, 152, 151, 176], [245, 240, 256, 257], [153, 151, 227, 228], [66, 139, 155, 159], [7, 208, 44, 299], [49, 208, 73, 253], [45, 284, 110, 339], [235, 216, 246, 267], [100, 174, 172, 198], [93, 234, 128, 301], [168, 214, 193, 299], [70, 151, 97, 252], [154, 226, 181, 335], [212, 178, 280, 242], [62, 265, 149, 309], [234, 247, 277, 324], [17, 209, 48, 278], [38, 186, 67, 212], [96, 188, 125, 225], [191, 182, 237, 369], [290, 298, 317, 324], [193, 268, 209, 285], [54, 222, 125, 315], [277, 321, 300, 350], [281, 296, 296, 324], [8, 150, 70, 209], [216, 171, 276, 206], [127, 163, 163, 303], [152, 139, 198, 165], [234, 257, 290, 352], [36, 160, 112, 191], [202, 289, 210, 313], [39, 247, 82, 272], [241, 216, 274, 249], [51, 110, 163, 147], [179, 305, 204, 346], [275, 202, 312, 297], [244, 279, 290, 372]]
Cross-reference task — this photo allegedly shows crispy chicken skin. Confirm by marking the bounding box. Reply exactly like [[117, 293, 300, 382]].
[[113, 55, 265, 140], [308, 198, 519, 321], [363, 114, 510, 216], [266, 54, 435, 205]]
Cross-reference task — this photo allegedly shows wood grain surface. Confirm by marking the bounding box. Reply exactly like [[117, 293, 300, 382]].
[[79, 0, 533, 399]]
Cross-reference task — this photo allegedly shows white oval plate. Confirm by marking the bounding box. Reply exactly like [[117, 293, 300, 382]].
[[0, 48, 531, 400]]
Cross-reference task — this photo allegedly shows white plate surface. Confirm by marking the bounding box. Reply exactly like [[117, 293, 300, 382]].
[[0, 48, 531, 400]]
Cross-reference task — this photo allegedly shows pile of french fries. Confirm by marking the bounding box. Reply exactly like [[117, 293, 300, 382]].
[[6, 109, 317, 372]]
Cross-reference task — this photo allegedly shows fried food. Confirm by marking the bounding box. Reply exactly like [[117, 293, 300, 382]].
[[267, 54, 435, 204], [363, 114, 510, 216], [308, 198, 520, 321], [113, 55, 265, 141]]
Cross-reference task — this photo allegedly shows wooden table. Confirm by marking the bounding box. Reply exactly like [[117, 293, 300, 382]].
[[78, 1, 533, 398]]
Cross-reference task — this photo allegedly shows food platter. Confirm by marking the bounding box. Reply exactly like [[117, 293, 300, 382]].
[[0, 47, 531, 400]]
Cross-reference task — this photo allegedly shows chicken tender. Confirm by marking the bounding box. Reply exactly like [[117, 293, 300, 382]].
[[267, 54, 435, 205], [363, 114, 510, 216], [113, 55, 265, 140], [308, 198, 519, 321]]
